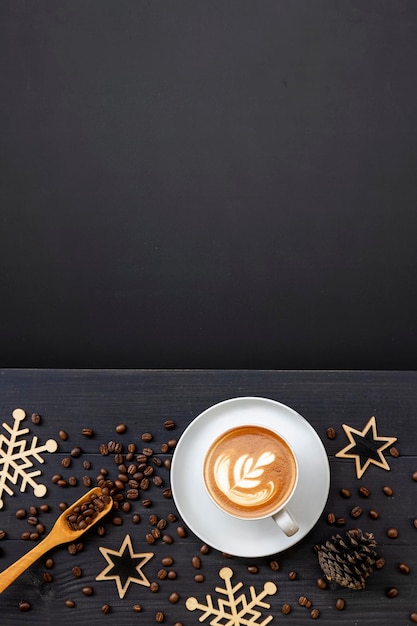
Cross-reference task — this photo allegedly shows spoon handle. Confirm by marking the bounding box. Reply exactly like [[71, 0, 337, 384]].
[[0, 532, 58, 594]]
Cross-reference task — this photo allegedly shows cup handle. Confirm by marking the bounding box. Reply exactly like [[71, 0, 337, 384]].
[[272, 507, 299, 536]]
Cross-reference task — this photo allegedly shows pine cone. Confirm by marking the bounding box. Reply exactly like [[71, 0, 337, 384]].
[[316, 528, 379, 590]]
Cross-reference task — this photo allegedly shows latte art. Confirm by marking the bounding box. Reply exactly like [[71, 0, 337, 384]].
[[204, 425, 297, 519], [214, 451, 276, 508]]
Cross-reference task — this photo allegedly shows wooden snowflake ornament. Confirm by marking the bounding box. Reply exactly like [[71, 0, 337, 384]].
[[335, 416, 397, 479], [186, 566, 277, 625], [0, 408, 58, 508]]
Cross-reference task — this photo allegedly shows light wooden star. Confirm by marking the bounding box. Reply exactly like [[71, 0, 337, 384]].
[[335, 416, 397, 479], [96, 534, 154, 599]]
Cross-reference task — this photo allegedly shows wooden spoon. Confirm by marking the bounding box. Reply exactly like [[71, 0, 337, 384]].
[[0, 487, 113, 594]]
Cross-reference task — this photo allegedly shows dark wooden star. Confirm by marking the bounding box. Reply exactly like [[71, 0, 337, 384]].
[[335, 416, 397, 479], [96, 534, 154, 599]]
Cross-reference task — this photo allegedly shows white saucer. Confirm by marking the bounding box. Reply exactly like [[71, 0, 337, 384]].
[[171, 397, 330, 557]]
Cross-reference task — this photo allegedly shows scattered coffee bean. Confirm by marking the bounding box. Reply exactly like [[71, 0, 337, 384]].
[[18, 601, 31, 611], [398, 562, 411, 574], [248, 566, 259, 574], [162, 556, 174, 566], [83, 476, 92, 487], [414, 518, 417, 529], [59, 430, 68, 441], [100, 443, 109, 455], [387, 527, 399, 538], [65, 599, 75, 608], [142, 432, 153, 442], [167, 570, 177, 580], [326, 427, 336, 439], [310, 608, 320, 619], [288, 571, 297, 580], [383, 486, 393, 496], [157, 568, 168, 580], [43, 571, 53, 583], [132, 604, 143, 612], [167, 513, 177, 522], [68, 543, 77, 555], [132, 514, 141, 524], [36, 523, 45, 535], [164, 419, 176, 430], [350, 506, 363, 519], [192, 556, 201, 569], [194, 574, 205, 582], [167, 439, 177, 448], [269, 560, 279, 571], [59, 502, 68, 511], [97, 526, 106, 536], [21, 531, 31, 540], [336, 517, 346, 526], [68, 476, 78, 486], [340, 488, 351, 498], [142, 498, 152, 508], [146, 533, 155, 545], [412, 471, 417, 482], [176, 526, 187, 538], [112, 516, 123, 526], [389, 446, 399, 457], [169, 592, 180, 603], [82, 586, 94, 596], [16, 508, 26, 519], [115, 423, 127, 434], [298, 596, 312, 608], [31, 412, 41, 424], [162, 533, 173, 544], [281, 603, 292, 614], [72, 566, 82, 578], [45, 557, 54, 568], [335, 598, 345, 610], [155, 611, 165, 623], [82, 428, 94, 437], [70, 446, 81, 458], [160, 443, 169, 453], [0, 530, 6, 540], [358, 486, 370, 497], [150, 581, 159, 592], [375, 557, 385, 569], [101, 604, 111, 614], [317, 577, 327, 589], [410, 613, 417, 623], [386, 587, 398, 598], [61, 457, 71, 468], [40, 504, 50, 512], [327, 512, 336, 524], [369, 509, 379, 519], [164, 459, 171, 470]]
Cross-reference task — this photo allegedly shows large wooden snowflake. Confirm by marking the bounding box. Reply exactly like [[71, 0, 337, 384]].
[[0, 408, 58, 508], [186, 567, 277, 626]]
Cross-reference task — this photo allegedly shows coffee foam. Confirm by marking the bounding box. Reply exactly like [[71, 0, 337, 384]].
[[204, 425, 297, 519]]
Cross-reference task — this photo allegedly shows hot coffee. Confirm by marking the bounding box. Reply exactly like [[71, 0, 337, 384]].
[[203, 425, 297, 519]]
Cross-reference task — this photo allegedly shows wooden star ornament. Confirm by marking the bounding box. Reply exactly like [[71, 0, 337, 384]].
[[96, 534, 154, 599], [335, 416, 397, 479]]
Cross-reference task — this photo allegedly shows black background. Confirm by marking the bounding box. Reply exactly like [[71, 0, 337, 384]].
[[1, 1, 417, 369]]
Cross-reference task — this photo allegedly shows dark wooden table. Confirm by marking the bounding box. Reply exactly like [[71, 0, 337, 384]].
[[0, 370, 416, 625]]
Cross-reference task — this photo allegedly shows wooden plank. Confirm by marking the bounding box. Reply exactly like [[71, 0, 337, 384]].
[[0, 370, 416, 625]]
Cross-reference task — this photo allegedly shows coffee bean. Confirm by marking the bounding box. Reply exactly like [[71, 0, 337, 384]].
[[327, 512, 336, 524], [59, 430, 68, 441], [335, 598, 345, 610], [132, 604, 143, 612], [358, 486, 370, 497], [336, 517, 346, 526], [162, 556, 174, 566], [176, 526, 186, 537], [157, 519, 167, 530], [167, 513, 177, 522], [414, 518, 417, 529], [157, 568, 168, 580], [386, 587, 398, 598], [112, 516, 123, 526], [19, 601, 31, 611], [141, 432, 153, 442], [340, 488, 351, 498], [269, 560, 279, 571], [169, 592, 180, 603], [70, 446, 81, 458], [326, 427, 336, 439], [398, 562, 411, 574], [288, 571, 297, 580], [100, 443, 109, 455], [143, 447, 153, 457], [36, 523, 45, 535], [160, 443, 169, 453], [59, 502, 68, 511], [369, 509, 379, 519], [31, 412, 41, 424], [83, 476, 92, 487], [311, 608, 320, 619], [142, 498, 152, 508], [21, 531, 30, 540], [383, 486, 393, 496], [82, 586, 94, 596], [82, 428, 94, 437], [0, 530, 6, 540], [115, 423, 126, 433], [412, 471, 417, 482], [146, 533, 155, 545], [40, 504, 50, 512], [153, 475, 163, 486], [387, 527, 399, 538], [162, 533, 173, 544], [317, 578, 327, 589], [350, 506, 363, 519], [97, 526, 106, 536], [30, 532, 39, 541], [150, 581, 159, 592], [101, 604, 111, 614], [281, 603, 292, 614], [167, 439, 177, 448], [72, 566, 82, 578], [162, 488, 172, 498], [155, 611, 165, 623], [68, 476, 78, 486], [45, 558, 54, 569], [167, 570, 177, 580], [61, 457, 71, 468], [410, 613, 417, 623], [192, 556, 201, 569], [389, 446, 399, 457], [65, 600, 75, 608], [298, 596, 312, 608], [375, 557, 385, 569], [16, 508, 27, 519], [132, 514, 141, 524], [164, 459, 171, 470], [194, 574, 205, 582], [43, 571, 53, 583]]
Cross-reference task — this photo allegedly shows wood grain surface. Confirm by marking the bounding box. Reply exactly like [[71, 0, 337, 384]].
[[0, 369, 416, 625]]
